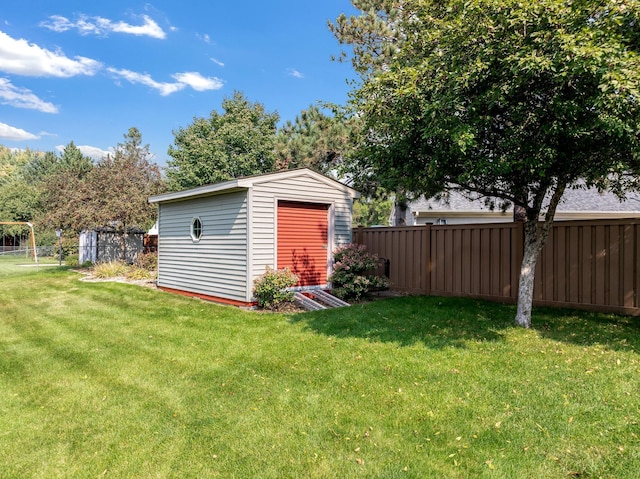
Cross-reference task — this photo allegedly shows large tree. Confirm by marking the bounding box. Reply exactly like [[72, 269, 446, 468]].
[[166, 91, 279, 191], [39, 130, 164, 260], [39, 142, 95, 231], [275, 105, 353, 174], [88, 128, 164, 260], [332, 0, 640, 327], [0, 148, 47, 234]]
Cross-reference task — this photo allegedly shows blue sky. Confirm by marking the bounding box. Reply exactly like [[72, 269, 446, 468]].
[[0, 1, 357, 166]]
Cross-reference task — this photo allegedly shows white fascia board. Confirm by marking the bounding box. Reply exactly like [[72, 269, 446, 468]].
[[149, 180, 244, 204]]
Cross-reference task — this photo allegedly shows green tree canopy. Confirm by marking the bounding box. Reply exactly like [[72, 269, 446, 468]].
[[89, 127, 163, 233], [352, 189, 394, 227], [38, 143, 95, 231], [333, 0, 640, 327], [166, 91, 279, 191], [40, 129, 164, 245], [21, 151, 59, 184], [57, 141, 93, 178], [0, 146, 34, 186], [275, 105, 353, 174], [0, 148, 47, 235]]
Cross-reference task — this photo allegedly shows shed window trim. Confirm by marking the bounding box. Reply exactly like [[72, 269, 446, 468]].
[[190, 217, 203, 242]]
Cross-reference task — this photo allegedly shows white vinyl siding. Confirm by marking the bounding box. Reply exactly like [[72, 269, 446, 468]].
[[157, 190, 248, 302]]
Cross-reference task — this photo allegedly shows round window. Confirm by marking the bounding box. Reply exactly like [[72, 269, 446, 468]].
[[191, 217, 203, 241]]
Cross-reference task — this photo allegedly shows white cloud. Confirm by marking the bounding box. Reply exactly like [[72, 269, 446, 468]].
[[108, 68, 223, 95], [0, 122, 39, 141], [41, 14, 166, 39], [108, 68, 185, 95], [0, 30, 101, 77], [0, 78, 58, 113], [111, 15, 166, 39], [56, 144, 111, 161], [196, 33, 211, 44], [172, 72, 223, 91], [287, 68, 304, 79], [210, 57, 225, 67]]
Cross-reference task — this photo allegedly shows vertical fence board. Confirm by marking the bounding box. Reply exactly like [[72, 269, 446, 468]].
[[556, 226, 567, 303], [462, 229, 471, 294], [453, 229, 462, 293], [493, 228, 501, 297], [581, 227, 592, 305], [480, 228, 490, 295], [424, 225, 432, 295], [471, 228, 481, 295], [609, 226, 620, 307], [622, 224, 635, 308], [568, 226, 580, 303], [545, 227, 556, 300], [594, 226, 606, 306], [512, 223, 524, 300], [445, 228, 454, 293]]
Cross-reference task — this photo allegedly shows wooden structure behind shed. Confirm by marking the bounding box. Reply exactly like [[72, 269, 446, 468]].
[[78, 226, 145, 264]]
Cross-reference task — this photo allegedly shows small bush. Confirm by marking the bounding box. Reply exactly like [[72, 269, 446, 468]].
[[65, 254, 79, 267], [253, 268, 299, 310], [135, 252, 157, 271], [92, 261, 129, 278], [126, 267, 155, 281], [329, 243, 390, 300], [56, 236, 79, 261]]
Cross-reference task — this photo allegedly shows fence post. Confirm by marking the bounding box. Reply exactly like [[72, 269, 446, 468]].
[[353, 227, 362, 245], [424, 223, 431, 296]]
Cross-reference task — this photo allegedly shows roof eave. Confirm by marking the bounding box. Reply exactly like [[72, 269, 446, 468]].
[[148, 180, 243, 204]]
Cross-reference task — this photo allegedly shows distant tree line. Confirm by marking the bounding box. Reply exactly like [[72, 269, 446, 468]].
[[0, 128, 164, 258]]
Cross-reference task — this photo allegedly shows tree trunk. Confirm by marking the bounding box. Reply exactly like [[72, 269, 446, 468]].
[[514, 183, 566, 328], [515, 220, 540, 328], [393, 202, 408, 226]]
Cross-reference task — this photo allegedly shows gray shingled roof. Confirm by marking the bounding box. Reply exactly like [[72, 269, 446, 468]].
[[410, 186, 640, 213]]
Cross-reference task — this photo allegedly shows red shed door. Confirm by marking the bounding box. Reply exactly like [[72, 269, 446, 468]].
[[277, 201, 329, 286]]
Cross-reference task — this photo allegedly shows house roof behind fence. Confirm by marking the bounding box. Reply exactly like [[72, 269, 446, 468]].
[[410, 184, 640, 214]]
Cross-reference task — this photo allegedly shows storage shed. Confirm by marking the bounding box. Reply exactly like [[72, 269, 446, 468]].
[[148, 169, 360, 307], [78, 226, 145, 264]]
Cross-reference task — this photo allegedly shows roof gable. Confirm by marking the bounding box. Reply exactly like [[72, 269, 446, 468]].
[[149, 168, 360, 204]]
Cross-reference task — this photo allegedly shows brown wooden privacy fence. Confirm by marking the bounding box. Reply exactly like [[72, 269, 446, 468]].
[[353, 219, 640, 316]]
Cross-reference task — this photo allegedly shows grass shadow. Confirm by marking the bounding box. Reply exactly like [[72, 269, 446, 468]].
[[290, 296, 514, 349], [290, 295, 640, 352], [532, 306, 640, 352]]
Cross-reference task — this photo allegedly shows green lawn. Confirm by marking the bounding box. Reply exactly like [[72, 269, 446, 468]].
[[1, 256, 639, 478]]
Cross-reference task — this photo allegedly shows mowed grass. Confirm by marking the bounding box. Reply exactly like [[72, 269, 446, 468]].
[[1, 256, 639, 478]]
